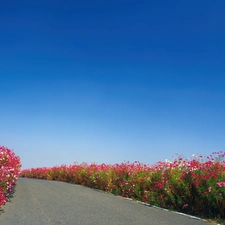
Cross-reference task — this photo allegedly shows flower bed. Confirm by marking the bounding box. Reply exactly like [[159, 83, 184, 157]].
[[0, 146, 21, 208], [20, 152, 225, 223]]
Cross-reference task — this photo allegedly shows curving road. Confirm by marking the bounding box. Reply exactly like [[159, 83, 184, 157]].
[[0, 178, 211, 225]]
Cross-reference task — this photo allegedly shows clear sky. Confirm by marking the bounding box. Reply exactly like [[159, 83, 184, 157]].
[[1, 0, 225, 169]]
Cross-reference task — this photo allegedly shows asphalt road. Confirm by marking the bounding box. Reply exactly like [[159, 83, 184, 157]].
[[0, 178, 211, 225]]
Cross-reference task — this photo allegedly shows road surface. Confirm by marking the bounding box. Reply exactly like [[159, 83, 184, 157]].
[[0, 178, 211, 225]]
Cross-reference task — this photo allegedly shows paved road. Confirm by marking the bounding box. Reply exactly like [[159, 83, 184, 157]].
[[0, 178, 211, 225]]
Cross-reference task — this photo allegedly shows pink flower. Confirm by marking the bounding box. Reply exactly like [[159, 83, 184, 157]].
[[217, 182, 225, 188]]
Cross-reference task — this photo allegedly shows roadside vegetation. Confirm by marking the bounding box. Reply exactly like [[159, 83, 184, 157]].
[[0, 146, 21, 208], [20, 151, 225, 224]]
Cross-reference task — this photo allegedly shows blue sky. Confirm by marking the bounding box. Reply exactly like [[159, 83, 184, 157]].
[[1, 0, 225, 169]]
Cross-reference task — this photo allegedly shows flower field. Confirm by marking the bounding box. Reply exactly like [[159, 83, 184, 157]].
[[0, 146, 21, 208], [20, 151, 225, 223]]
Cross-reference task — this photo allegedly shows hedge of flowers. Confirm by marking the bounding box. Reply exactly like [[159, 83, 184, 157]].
[[20, 151, 225, 223], [0, 146, 21, 208]]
